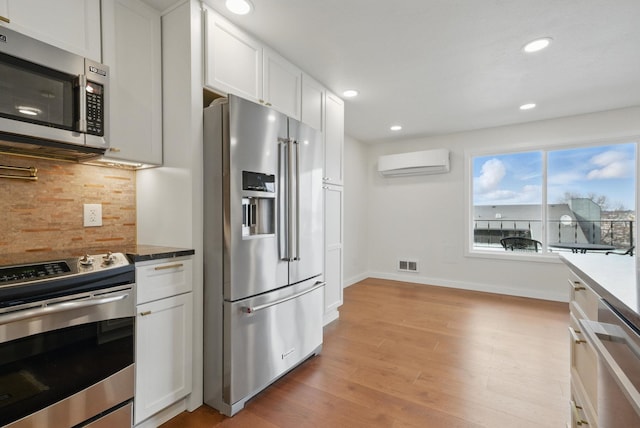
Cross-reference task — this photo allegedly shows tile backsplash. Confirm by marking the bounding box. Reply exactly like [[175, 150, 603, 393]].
[[0, 154, 136, 255]]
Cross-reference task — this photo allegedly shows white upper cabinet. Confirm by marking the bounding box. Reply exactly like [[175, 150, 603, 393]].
[[204, 7, 263, 102], [262, 48, 302, 120], [324, 91, 344, 186], [0, 0, 101, 61], [101, 0, 162, 165], [301, 74, 324, 131]]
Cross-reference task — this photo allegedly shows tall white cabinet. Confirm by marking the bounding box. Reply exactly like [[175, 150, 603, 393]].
[[323, 92, 345, 324]]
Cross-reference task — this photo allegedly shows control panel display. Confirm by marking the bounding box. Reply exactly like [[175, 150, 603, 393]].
[[85, 81, 104, 136]]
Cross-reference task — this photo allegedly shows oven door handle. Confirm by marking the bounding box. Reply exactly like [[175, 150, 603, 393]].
[[0, 292, 130, 325], [580, 318, 640, 414]]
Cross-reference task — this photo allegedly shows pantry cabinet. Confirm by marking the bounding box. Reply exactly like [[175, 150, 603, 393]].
[[323, 184, 343, 324], [0, 0, 101, 61], [101, 0, 162, 166], [134, 256, 193, 425]]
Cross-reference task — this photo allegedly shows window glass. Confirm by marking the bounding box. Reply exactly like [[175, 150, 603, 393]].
[[471, 142, 636, 255], [547, 143, 636, 249], [472, 151, 543, 250]]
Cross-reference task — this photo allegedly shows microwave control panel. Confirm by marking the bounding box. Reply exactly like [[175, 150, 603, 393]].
[[85, 81, 104, 136]]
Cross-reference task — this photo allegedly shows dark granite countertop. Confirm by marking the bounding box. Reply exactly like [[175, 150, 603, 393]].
[[0, 245, 194, 267], [560, 253, 640, 329], [125, 244, 195, 262]]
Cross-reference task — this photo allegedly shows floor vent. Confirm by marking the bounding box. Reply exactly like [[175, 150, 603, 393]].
[[398, 259, 419, 272]]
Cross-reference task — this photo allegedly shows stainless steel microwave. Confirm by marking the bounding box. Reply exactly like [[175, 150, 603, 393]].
[[0, 27, 109, 161]]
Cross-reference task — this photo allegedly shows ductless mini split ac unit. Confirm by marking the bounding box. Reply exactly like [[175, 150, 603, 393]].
[[378, 148, 450, 177]]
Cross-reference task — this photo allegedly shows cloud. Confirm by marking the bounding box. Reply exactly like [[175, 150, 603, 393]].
[[586, 150, 633, 179], [474, 158, 505, 193]]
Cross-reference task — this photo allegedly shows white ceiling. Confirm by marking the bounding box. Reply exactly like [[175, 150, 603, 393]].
[[145, 0, 640, 143]]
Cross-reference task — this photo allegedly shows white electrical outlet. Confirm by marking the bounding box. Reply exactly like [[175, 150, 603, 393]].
[[84, 203, 103, 227]]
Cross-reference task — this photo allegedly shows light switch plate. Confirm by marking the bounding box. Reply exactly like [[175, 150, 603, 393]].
[[84, 203, 103, 227]]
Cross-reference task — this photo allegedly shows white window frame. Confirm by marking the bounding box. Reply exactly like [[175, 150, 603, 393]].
[[464, 137, 639, 263]]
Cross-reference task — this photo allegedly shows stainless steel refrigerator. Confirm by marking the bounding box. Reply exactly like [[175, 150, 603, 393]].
[[203, 94, 325, 416]]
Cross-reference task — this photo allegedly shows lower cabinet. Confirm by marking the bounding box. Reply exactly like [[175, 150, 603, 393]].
[[567, 269, 598, 427], [134, 257, 193, 425]]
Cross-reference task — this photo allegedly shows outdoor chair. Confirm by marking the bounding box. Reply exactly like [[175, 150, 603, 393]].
[[605, 246, 635, 256], [500, 236, 542, 252]]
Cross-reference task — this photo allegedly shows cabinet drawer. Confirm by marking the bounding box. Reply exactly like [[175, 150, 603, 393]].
[[568, 271, 599, 320], [136, 257, 193, 304], [570, 383, 598, 428], [569, 313, 598, 418]]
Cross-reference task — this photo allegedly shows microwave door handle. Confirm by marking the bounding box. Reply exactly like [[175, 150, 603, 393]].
[[580, 319, 640, 413], [76, 74, 88, 133]]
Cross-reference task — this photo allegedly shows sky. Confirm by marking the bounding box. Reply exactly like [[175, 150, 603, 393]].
[[473, 142, 637, 210]]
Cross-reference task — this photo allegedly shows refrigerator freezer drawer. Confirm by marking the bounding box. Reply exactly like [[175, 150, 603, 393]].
[[224, 281, 324, 406]]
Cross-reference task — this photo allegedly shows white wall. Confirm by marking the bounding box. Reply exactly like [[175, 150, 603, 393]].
[[343, 135, 369, 286], [347, 107, 640, 302]]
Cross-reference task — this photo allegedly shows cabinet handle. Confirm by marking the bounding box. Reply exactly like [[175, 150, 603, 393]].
[[568, 279, 585, 291], [0, 16, 10, 24], [109, 147, 121, 153], [154, 263, 184, 271], [568, 326, 586, 344], [139, 311, 151, 316], [571, 400, 589, 425]]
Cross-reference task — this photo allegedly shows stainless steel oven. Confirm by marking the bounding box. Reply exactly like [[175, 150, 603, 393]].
[[0, 26, 109, 161], [0, 253, 134, 428], [580, 299, 640, 427]]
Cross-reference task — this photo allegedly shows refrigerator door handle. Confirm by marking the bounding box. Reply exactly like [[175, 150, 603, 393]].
[[287, 139, 297, 261], [293, 140, 301, 261], [278, 138, 290, 260], [241, 281, 326, 313]]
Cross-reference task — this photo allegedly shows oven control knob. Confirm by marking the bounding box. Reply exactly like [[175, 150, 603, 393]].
[[103, 251, 115, 264], [80, 254, 94, 266]]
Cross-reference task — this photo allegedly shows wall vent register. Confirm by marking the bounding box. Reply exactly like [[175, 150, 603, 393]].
[[398, 259, 419, 272]]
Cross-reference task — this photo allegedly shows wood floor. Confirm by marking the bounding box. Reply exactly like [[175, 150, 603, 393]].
[[161, 278, 570, 428]]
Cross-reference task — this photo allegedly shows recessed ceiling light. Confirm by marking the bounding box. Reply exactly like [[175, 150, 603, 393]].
[[390, 125, 402, 131], [225, 0, 253, 15], [522, 37, 552, 53], [343, 89, 359, 98], [519, 103, 536, 110]]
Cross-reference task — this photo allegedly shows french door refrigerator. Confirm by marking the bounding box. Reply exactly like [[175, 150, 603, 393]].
[[203, 94, 325, 416]]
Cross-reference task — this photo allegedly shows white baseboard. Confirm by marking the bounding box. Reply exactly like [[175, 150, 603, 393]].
[[323, 309, 340, 326], [362, 271, 568, 302], [343, 272, 368, 288]]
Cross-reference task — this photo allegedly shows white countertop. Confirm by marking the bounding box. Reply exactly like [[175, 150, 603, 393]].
[[560, 253, 640, 329]]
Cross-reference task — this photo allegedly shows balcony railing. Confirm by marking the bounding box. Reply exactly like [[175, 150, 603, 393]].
[[473, 219, 634, 250]]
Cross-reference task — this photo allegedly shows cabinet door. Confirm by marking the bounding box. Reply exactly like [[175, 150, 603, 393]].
[[262, 48, 301, 120], [1, 0, 101, 61], [301, 74, 324, 131], [101, 0, 162, 165], [135, 293, 193, 424], [324, 92, 344, 186], [204, 7, 262, 101], [324, 184, 343, 324]]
